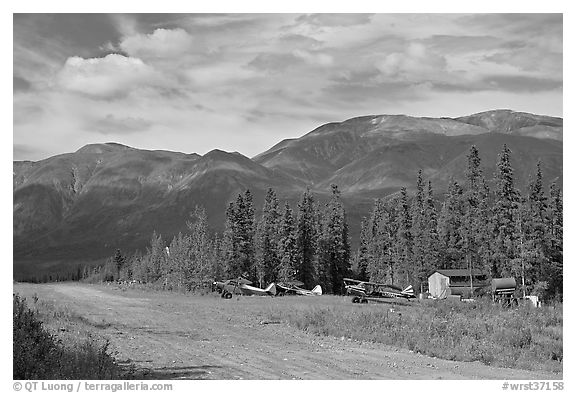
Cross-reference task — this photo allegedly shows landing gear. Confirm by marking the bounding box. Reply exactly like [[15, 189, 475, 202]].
[[222, 291, 233, 299], [352, 297, 360, 303]]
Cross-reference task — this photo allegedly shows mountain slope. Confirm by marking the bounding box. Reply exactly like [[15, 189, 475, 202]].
[[255, 110, 562, 192], [454, 109, 562, 141], [13, 144, 304, 274], [13, 110, 562, 278]]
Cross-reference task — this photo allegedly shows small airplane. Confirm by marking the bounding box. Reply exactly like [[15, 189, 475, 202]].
[[276, 280, 322, 296], [212, 277, 276, 299], [343, 277, 415, 303]]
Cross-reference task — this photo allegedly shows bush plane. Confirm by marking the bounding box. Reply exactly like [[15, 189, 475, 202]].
[[343, 278, 415, 303], [212, 277, 276, 299], [276, 280, 322, 296]]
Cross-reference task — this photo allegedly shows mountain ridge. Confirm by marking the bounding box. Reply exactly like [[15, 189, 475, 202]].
[[13, 109, 562, 278]]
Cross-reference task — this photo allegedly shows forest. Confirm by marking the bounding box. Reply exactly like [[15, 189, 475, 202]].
[[84, 144, 562, 302]]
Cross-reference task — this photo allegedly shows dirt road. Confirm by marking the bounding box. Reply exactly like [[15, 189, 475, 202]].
[[14, 283, 562, 380]]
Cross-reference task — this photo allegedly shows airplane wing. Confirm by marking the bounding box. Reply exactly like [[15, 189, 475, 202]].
[[276, 283, 297, 295]]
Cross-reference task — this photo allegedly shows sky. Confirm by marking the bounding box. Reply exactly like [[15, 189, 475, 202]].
[[13, 13, 563, 161]]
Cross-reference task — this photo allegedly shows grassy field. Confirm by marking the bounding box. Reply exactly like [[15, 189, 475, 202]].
[[14, 283, 563, 378], [13, 293, 131, 379], [260, 296, 563, 373]]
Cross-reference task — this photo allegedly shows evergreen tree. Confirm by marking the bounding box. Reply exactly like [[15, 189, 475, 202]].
[[295, 188, 318, 289], [546, 182, 563, 300], [356, 217, 370, 281], [317, 184, 351, 294], [461, 145, 491, 284], [239, 190, 256, 282], [517, 161, 549, 294], [222, 202, 239, 278], [395, 187, 413, 288], [277, 202, 298, 282], [410, 171, 431, 292], [222, 191, 256, 281], [421, 180, 439, 287], [255, 188, 281, 286], [492, 144, 521, 277], [366, 198, 385, 282], [113, 249, 125, 278], [437, 180, 465, 269]]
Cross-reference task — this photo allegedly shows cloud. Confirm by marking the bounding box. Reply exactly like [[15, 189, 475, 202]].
[[185, 62, 257, 87], [292, 49, 333, 67], [278, 34, 323, 49], [57, 54, 165, 98], [480, 75, 562, 93], [323, 78, 426, 106], [422, 35, 503, 54], [375, 42, 448, 83], [247, 53, 300, 73], [247, 49, 333, 73], [13, 103, 44, 125], [484, 49, 562, 74], [296, 14, 374, 27], [14, 75, 32, 92], [87, 114, 153, 135], [119, 28, 194, 59]]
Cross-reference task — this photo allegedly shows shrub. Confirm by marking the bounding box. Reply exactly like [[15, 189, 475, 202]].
[[13, 293, 125, 379], [273, 297, 562, 373]]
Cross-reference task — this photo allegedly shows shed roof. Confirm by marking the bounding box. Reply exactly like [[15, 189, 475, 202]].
[[431, 269, 487, 277]]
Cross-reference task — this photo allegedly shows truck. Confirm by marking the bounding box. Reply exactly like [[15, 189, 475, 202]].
[[491, 277, 519, 307]]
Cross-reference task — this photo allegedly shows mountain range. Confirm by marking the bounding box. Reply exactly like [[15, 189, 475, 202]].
[[13, 109, 562, 279]]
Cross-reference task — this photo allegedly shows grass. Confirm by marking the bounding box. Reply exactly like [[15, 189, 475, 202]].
[[264, 296, 563, 373], [13, 293, 131, 379]]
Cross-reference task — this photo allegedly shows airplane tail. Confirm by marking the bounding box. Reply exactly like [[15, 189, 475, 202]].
[[401, 285, 414, 297], [264, 283, 277, 296], [312, 285, 322, 295]]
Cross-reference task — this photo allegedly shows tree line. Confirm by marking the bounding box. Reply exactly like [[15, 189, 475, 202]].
[[89, 144, 562, 301], [89, 185, 351, 294], [356, 145, 562, 301]]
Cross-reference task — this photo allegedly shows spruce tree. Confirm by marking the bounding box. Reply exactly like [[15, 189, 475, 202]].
[[519, 161, 549, 293], [255, 188, 281, 286], [395, 187, 413, 287], [222, 202, 239, 278], [295, 188, 318, 289], [422, 180, 439, 286], [461, 145, 490, 288], [492, 144, 520, 277], [356, 217, 371, 281], [113, 249, 125, 279], [226, 191, 257, 282], [240, 190, 256, 282], [366, 198, 386, 282], [410, 170, 429, 292], [546, 182, 563, 300], [317, 184, 351, 294], [277, 202, 298, 282], [437, 180, 464, 269]]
